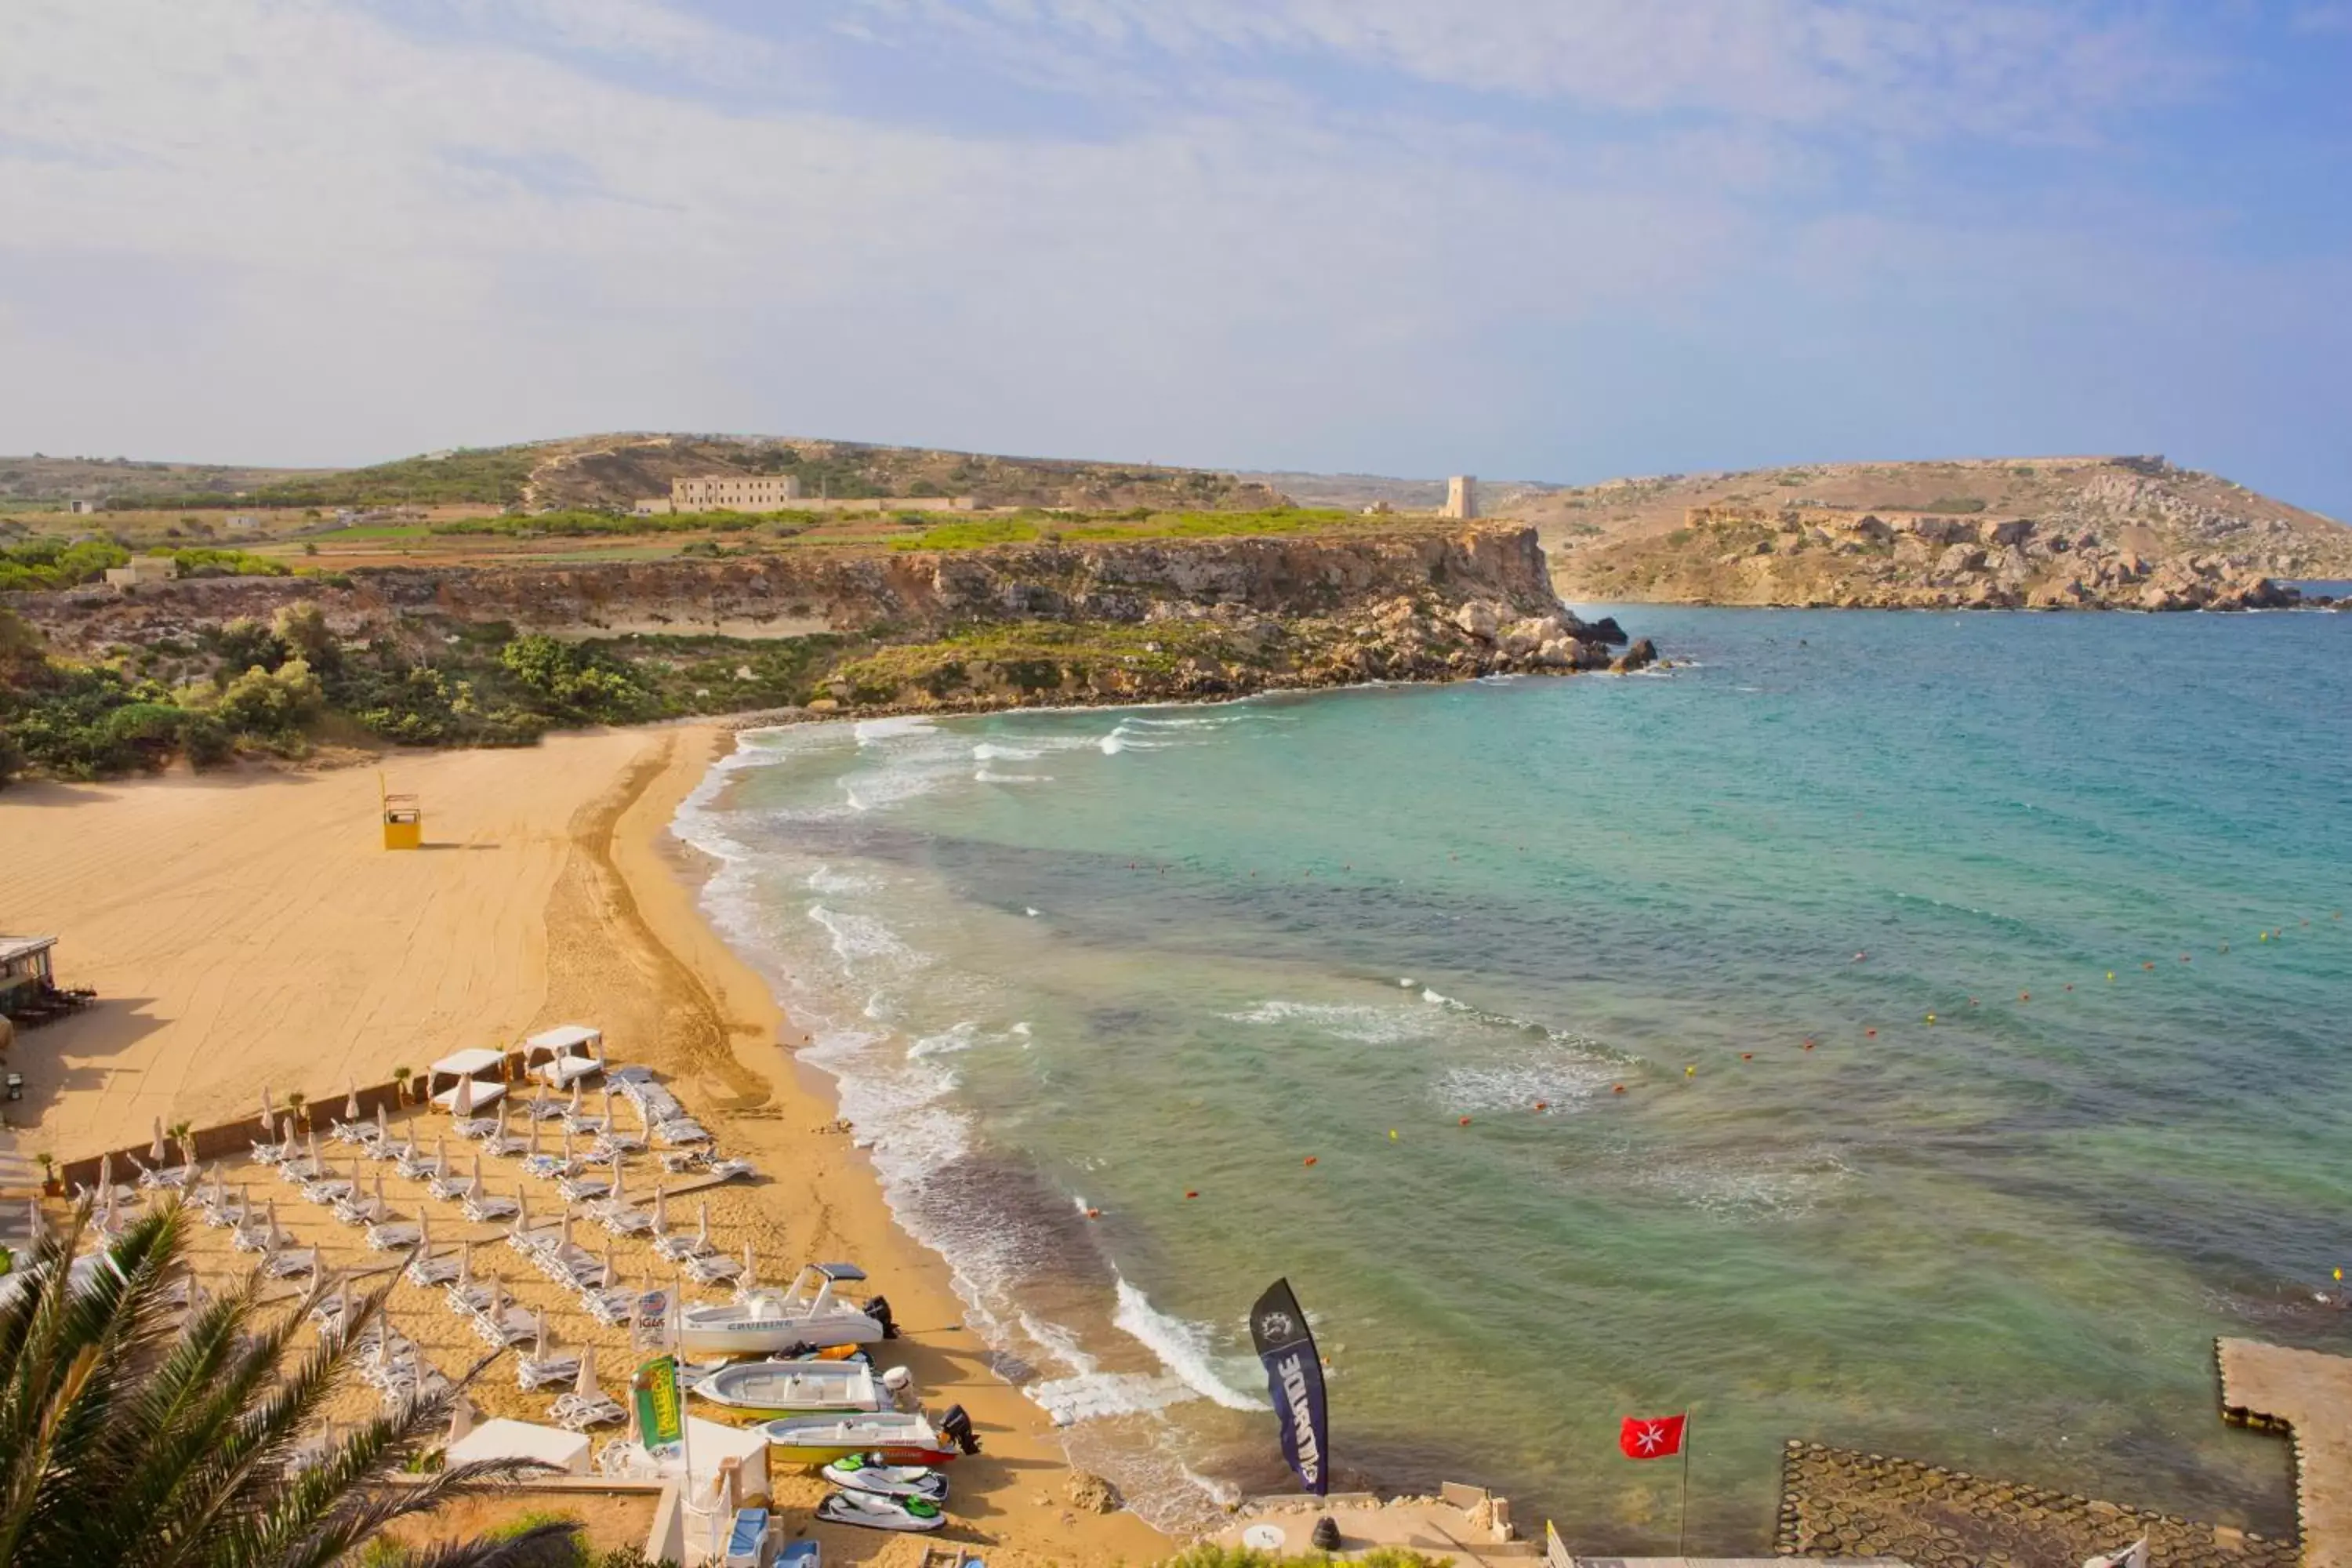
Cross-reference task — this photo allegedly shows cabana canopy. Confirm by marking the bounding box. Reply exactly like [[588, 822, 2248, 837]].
[[426, 1047, 509, 1111], [523, 1025, 601, 1061]]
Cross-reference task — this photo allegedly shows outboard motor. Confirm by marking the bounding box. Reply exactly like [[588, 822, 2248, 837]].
[[863, 1294, 899, 1340], [938, 1403, 982, 1456]]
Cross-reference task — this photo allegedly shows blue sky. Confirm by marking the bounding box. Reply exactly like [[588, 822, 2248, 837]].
[[3, 1, 2348, 515]]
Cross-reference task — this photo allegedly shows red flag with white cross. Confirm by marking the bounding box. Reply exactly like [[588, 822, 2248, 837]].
[[1619, 1413, 1686, 1460]]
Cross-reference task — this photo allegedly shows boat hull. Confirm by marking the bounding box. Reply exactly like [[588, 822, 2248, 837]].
[[691, 1363, 884, 1420]]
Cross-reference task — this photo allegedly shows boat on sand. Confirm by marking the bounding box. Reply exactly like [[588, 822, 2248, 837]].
[[677, 1263, 893, 1358], [760, 1406, 978, 1468], [691, 1359, 908, 1419]]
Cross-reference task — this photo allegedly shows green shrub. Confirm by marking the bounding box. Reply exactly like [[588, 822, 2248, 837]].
[[0, 537, 130, 591], [168, 546, 289, 579]]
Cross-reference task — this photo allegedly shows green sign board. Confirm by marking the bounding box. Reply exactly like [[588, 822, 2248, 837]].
[[633, 1355, 683, 1452]]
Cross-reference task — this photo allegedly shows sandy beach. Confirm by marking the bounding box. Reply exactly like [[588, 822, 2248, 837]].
[[0, 727, 1171, 1566]]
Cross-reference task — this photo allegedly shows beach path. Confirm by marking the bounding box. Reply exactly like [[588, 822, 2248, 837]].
[[0, 731, 652, 1156]]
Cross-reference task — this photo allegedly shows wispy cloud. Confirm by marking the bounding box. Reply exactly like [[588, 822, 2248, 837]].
[[0, 0, 2344, 517]]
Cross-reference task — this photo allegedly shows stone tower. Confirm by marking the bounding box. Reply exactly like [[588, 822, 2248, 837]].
[[1443, 475, 1479, 520]]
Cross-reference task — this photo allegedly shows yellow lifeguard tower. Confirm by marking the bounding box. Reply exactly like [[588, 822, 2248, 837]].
[[379, 775, 423, 851]]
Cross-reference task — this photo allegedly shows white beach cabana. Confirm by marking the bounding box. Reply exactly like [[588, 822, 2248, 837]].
[[524, 1025, 604, 1088], [426, 1047, 510, 1113]]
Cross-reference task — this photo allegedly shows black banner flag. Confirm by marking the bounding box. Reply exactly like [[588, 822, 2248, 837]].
[[1249, 1277, 1330, 1497]]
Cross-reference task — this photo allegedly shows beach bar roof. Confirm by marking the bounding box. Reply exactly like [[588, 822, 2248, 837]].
[[524, 1025, 601, 1060], [444, 1417, 591, 1475]]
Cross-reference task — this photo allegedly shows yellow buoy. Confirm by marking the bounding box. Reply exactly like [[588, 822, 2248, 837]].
[[1388, 1129, 1399, 1141], [1925, 1013, 1936, 1024], [1684, 1065, 1696, 1077]]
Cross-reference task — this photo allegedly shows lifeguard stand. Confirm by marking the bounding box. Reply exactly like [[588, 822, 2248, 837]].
[[379, 775, 423, 851]]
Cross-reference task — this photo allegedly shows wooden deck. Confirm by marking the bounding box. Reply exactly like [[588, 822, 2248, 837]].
[[2218, 1338, 2352, 1568]]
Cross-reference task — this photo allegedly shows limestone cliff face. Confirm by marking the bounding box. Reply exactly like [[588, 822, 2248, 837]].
[[16, 526, 1563, 653], [9, 525, 1652, 713]]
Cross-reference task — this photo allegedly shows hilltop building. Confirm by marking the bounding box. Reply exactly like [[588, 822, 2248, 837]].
[[1442, 475, 1479, 520], [669, 474, 804, 513], [67, 500, 98, 515]]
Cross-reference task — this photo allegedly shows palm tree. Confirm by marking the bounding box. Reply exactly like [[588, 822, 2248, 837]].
[[285, 1091, 308, 1128], [391, 1068, 413, 1107], [0, 1198, 577, 1568]]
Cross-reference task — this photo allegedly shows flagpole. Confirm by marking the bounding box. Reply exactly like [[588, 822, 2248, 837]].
[[1677, 1410, 1693, 1558]]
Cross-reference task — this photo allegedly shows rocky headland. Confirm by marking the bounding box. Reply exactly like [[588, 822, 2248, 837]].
[[1537, 455, 2351, 611]]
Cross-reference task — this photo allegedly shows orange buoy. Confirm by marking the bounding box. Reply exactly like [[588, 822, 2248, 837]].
[[2020, 992, 2030, 1002], [1185, 1190, 1199, 1200], [1802, 1040, 1816, 1051], [1740, 1052, 1753, 1061], [1612, 1083, 1627, 1094], [2180, 954, 2191, 963], [1534, 1101, 1549, 1112], [1865, 1028, 1878, 1037], [1302, 1156, 1318, 1167], [1458, 1116, 1472, 1127], [1085, 1208, 1101, 1219], [2143, 961, 2155, 970]]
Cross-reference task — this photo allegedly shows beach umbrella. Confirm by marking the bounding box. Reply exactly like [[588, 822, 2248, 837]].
[[434, 1134, 448, 1171], [278, 1116, 294, 1150], [98, 1151, 113, 1192], [528, 1116, 542, 1158], [514, 1188, 531, 1232], [264, 1196, 281, 1248], [450, 1075, 474, 1119], [533, 1309, 550, 1359], [695, 1202, 710, 1250], [446, 1399, 474, 1444], [417, 1210, 433, 1258], [574, 1343, 599, 1399], [609, 1156, 625, 1203], [560, 1209, 574, 1251], [344, 1081, 361, 1123], [373, 1167, 387, 1216], [376, 1102, 390, 1143], [593, 1035, 607, 1074], [741, 1241, 753, 1283], [600, 1085, 615, 1124], [495, 1101, 510, 1142], [306, 1128, 321, 1167], [652, 1185, 667, 1236], [25, 1196, 41, 1244], [601, 1246, 618, 1290], [97, 1182, 116, 1232], [151, 1117, 166, 1164], [567, 1082, 583, 1119], [260, 1086, 274, 1134], [454, 1242, 471, 1292], [531, 1081, 548, 1116]]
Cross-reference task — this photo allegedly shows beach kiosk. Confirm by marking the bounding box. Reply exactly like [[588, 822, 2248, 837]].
[[379, 776, 422, 851], [0, 937, 60, 1021], [424, 1047, 509, 1113]]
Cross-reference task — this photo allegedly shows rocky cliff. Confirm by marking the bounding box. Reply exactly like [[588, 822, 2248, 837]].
[[9, 524, 1653, 720]]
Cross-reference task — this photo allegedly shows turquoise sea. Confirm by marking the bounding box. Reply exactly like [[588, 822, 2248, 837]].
[[674, 607, 2351, 1551]]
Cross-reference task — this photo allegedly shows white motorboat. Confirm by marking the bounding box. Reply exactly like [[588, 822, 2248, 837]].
[[691, 1359, 903, 1419], [676, 1264, 893, 1359], [758, 1406, 977, 1468]]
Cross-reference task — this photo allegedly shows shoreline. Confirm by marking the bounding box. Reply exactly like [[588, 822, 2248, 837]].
[[504, 723, 1178, 1562]]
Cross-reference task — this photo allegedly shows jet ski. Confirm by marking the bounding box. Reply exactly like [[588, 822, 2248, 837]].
[[815, 1488, 946, 1533], [821, 1453, 949, 1504]]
